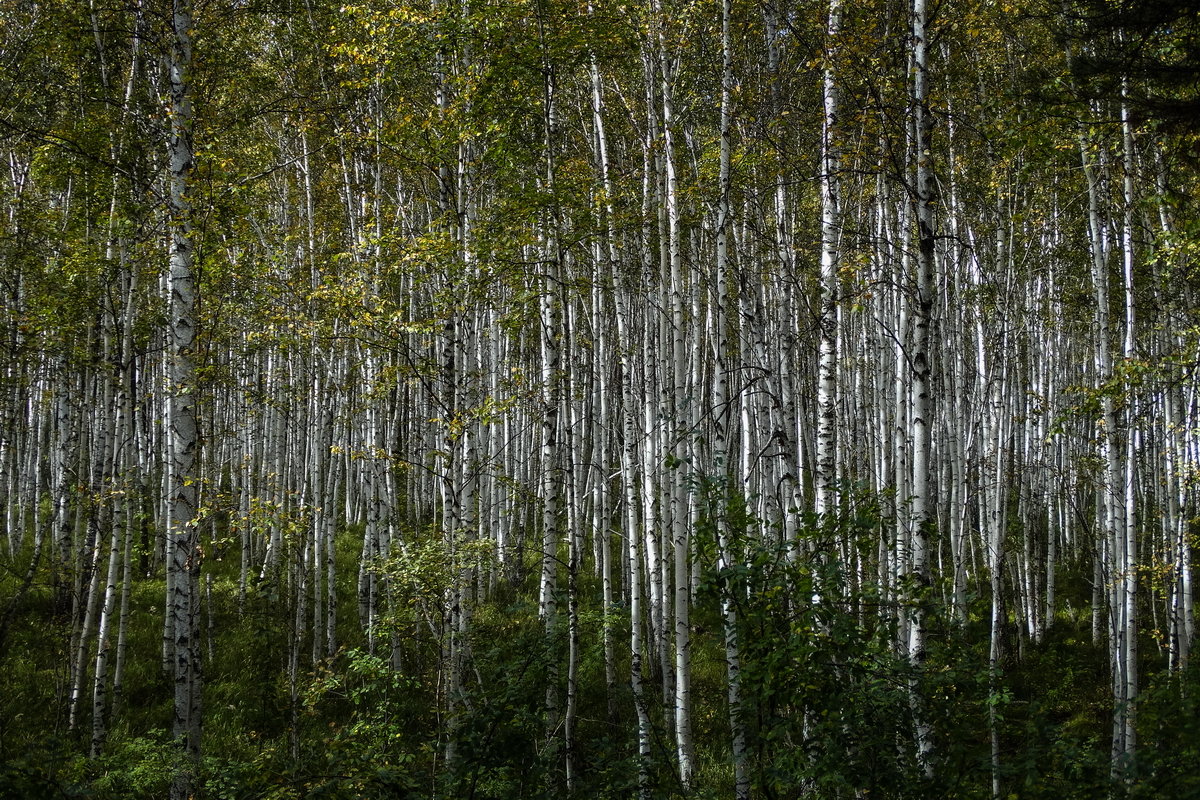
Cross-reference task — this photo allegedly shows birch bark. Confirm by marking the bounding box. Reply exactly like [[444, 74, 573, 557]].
[[714, 0, 747, 793], [908, 0, 936, 771], [165, 0, 201, 794]]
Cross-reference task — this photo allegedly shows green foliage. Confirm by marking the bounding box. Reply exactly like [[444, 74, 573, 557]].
[[442, 623, 555, 799], [0, 735, 84, 799], [84, 732, 179, 799], [284, 650, 424, 798], [722, 538, 936, 797], [1124, 669, 1200, 799], [3, 498, 1200, 799]]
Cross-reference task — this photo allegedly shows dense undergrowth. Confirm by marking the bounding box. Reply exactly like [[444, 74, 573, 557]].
[[2, 521, 1199, 799]]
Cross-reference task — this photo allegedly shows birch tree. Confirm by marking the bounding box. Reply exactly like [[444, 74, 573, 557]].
[[164, 0, 201, 793]]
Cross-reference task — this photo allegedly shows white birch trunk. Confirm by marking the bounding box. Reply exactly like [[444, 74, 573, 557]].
[[908, 0, 935, 771], [714, 1, 747, 792], [165, 0, 201, 793], [815, 0, 842, 522]]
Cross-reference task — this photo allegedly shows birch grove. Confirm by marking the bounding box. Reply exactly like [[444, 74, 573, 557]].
[[0, 0, 1198, 796]]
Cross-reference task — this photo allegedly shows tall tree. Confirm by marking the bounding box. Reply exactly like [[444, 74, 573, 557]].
[[907, 0, 937, 772], [164, 0, 201, 794]]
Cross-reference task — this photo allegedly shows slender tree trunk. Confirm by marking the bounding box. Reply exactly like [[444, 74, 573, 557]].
[[536, 18, 564, 774], [1118, 91, 1138, 765], [165, 0, 201, 793], [908, 0, 936, 773], [713, 1, 747, 793], [815, 0, 842, 522]]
